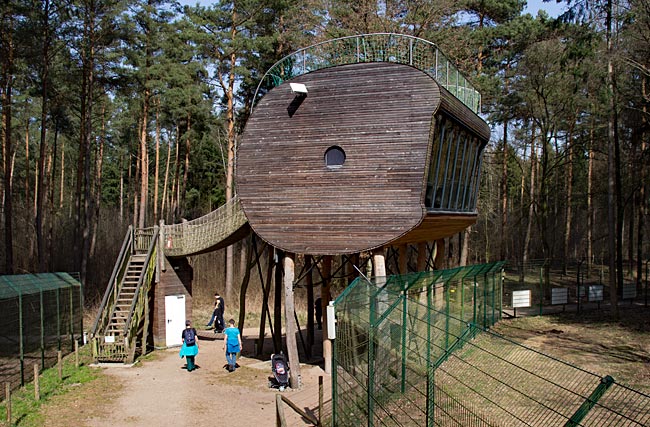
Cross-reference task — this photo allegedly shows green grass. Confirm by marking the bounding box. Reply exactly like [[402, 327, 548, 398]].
[[0, 345, 100, 426]]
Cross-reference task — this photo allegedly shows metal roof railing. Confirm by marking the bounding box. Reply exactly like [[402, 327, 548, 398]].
[[254, 33, 481, 114]]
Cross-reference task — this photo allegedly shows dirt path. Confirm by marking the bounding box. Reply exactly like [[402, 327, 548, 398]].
[[60, 329, 327, 427]]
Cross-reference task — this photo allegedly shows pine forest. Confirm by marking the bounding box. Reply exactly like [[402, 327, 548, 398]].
[[1, 0, 649, 308]]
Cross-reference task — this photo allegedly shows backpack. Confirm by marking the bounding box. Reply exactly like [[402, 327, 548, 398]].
[[185, 328, 196, 346]]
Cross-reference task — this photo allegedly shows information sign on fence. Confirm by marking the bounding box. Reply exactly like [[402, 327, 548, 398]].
[[512, 290, 531, 308], [588, 285, 603, 302], [622, 284, 636, 299], [551, 288, 568, 305]]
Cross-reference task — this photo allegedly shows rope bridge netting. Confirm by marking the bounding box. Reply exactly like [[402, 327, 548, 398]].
[[161, 196, 247, 257]]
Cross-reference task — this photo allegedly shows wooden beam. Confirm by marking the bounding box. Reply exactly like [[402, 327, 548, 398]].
[[417, 242, 427, 272], [322, 256, 332, 374], [283, 253, 302, 389], [373, 247, 386, 278]]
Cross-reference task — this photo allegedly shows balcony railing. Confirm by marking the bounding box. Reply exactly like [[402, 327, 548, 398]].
[[254, 33, 481, 114]]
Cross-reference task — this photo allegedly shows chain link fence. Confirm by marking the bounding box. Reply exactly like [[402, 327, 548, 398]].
[[332, 262, 505, 426], [503, 260, 649, 316], [0, 273, 83, 394], [332, 262, 650, 426]]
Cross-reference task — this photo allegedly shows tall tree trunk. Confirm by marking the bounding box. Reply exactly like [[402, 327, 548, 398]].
[[161, 127, 171, 220], [500, 119, 508, 260], [48, 123, 59, 270], [138, 90, 149, 229], [522, 125, 537, 281], [637, 78, 648, 287], [606, 0, 619, 315], [223, 13, 238, 303], [1, 8, 15, 273], [587, 117, 594, 275], [153, 98, 160, 221], [36, 0, 51, 271], [179, 114, 191, 217], [90, 103, 106, 257], [563, 125, 574, 274], [25, 113, 30, 209]]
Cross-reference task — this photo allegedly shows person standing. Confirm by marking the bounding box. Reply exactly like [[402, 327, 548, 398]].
[[206, 292, 226, 332], [179, 320, 199, 372], [223, 319, 242, 372]]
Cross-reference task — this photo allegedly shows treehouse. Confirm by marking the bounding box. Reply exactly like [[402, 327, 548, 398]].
[[237, 33, 489, 255]]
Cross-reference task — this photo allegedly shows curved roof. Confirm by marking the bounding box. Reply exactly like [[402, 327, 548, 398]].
[[254, 33, 481, 114]]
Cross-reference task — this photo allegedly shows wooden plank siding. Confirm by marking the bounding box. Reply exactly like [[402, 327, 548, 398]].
[[151, 257, 193, 348], [237, 62, 489, 255]]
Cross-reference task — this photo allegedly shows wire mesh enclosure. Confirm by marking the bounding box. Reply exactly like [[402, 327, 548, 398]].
[[0, 273, 83, 392], [332, 262, 650, 426], [332, 262, 505, 426]]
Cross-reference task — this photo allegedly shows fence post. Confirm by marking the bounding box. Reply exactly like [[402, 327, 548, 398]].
[[401, 288, 407, 393], [276, 394, 287, 427], [34, 364, 40, 401], [539, 267, 544, 316], [318, 376, 323, 426], [5, 382, 10, 425], [426, 282, 434, 427], [57, 350, 63, 380]]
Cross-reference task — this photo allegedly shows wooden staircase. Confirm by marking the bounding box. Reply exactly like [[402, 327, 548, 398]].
[[91, 227, 159, 363], [105, 254, 147, 338]]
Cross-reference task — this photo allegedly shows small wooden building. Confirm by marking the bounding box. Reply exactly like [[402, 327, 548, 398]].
[[237, 34, 489, 255]]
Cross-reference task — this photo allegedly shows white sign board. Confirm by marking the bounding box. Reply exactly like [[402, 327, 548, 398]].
[[551, 288, 568, 305], [588, 285, 603, 302], [622, 284, 636, 299], [104, 335, 115, 343], [512, 290, 531, 308]]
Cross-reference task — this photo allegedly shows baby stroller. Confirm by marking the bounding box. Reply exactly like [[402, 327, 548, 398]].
[[269, 352, 290, 391]]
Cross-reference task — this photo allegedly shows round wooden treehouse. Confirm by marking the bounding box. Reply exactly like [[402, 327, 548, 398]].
[[91, 35, 489, 385], [237, 33, 489, 256]]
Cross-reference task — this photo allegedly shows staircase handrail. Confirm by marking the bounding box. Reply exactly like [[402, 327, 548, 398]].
[[123, 226, 159, 354], [91, 225, 134, 337]]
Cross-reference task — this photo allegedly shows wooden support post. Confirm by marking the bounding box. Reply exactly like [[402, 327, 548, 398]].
[[306, 255, 315, 353], [237, 234, 255, 331], [34, 364, 39, 400], [373, 247, 386, 278], [57, 350, 62, 380], [142, 290, 150, 357], [398, 244, 408, 275], [5, 382, 10, 424], [417, 242, 427, 272], [274, 249, 283, 353], [257, 244, 274, 356], [434, 239, 445, 270], [322, 256, 333, 374], [283, 253, 302, 389]]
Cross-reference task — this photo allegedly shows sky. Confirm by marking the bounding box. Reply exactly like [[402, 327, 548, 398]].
[[178, 0, 568, 19], [524, 0, 567, 18]]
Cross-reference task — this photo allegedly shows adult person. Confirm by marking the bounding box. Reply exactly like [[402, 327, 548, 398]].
[[206, 292, 226, 332], [179, 320, 199, 372], [222, 319, 242, 372]]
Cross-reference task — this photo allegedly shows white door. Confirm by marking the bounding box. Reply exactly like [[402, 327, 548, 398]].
[[165, 294, 186, 347]]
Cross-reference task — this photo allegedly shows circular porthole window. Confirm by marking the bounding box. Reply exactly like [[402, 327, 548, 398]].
[[325, 146, 346, 169]]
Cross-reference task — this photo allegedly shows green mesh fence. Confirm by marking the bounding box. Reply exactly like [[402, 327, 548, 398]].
[[0, 273, 83, 393], [332, 262, 650, 426], [332, 262, 505, 426]]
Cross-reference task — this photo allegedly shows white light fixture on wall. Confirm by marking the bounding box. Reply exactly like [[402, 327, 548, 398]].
[[289, 82, 308, 95]]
